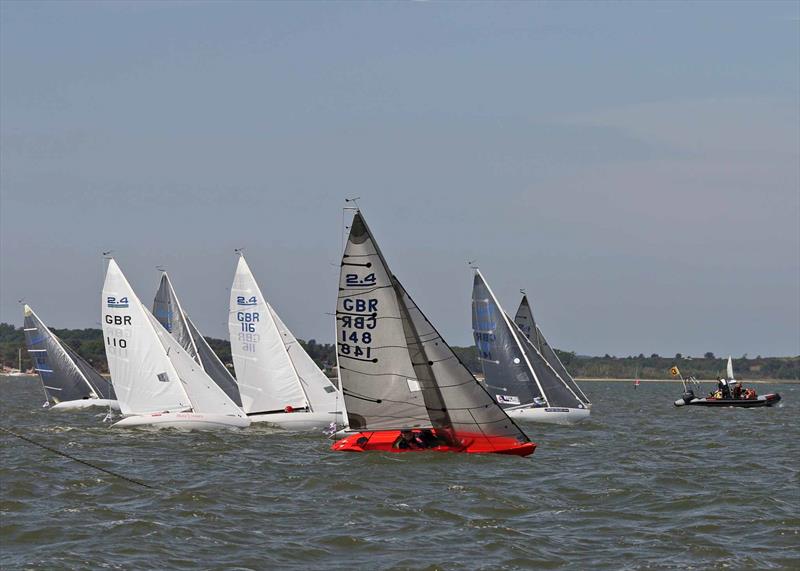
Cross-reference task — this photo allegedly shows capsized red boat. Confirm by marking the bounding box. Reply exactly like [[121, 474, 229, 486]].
[[330, 210, 535, 457]]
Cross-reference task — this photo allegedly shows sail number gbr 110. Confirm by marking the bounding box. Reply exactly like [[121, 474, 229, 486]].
[[339, 272, 378, 363]]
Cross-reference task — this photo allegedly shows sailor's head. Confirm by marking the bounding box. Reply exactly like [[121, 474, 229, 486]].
[[400, 430, 414, 440]]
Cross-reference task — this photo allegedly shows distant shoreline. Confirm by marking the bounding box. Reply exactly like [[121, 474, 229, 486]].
[[576, 378, 799, 384]]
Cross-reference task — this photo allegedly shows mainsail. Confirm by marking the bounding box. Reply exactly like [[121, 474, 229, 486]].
[[336, 211, 530, 446], [514, 295, 590, 405], [726, 356, 735, 381], [153, 272, 242, 406], [102, 259, 192, 416], [472, 271, 546, 408], [23, 304, 114, 405], [228, 255, 337, 415]]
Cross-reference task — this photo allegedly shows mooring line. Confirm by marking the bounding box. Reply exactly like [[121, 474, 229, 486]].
[[0, 426, 156, 490]]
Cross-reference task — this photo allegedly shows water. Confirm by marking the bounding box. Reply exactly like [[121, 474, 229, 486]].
[[1, 377, 798, 570]]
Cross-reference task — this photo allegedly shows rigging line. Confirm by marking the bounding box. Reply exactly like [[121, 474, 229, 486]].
[[0, 426, 157, 491]]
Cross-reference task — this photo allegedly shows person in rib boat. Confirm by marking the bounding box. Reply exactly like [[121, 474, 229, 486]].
[[330, 211, 535, 456], [102, 259, 249, 429]]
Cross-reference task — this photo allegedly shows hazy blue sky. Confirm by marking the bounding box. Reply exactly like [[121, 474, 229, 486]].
[[1, 1, 798, 357]]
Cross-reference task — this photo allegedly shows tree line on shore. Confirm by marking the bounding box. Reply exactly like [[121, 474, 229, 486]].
[[1, 323, 797, 380]]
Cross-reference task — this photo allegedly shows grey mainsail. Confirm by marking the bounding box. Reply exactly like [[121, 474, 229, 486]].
[[23, 304, 114, 404], [472, 271, 545, 408], [337, 211, 529, 445], [152, 273, 242, 406], [514, 295, 590, 405]]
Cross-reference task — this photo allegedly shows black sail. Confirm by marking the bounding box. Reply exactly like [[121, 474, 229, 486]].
[[471, 271, 544, 408], [514, 295, 590, 405], [23, 305, 113, 404]]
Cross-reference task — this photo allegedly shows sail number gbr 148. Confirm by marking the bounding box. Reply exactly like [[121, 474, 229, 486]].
[[339, 273, 378, 362]]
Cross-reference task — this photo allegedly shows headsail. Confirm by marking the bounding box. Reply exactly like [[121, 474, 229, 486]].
[[23, 304, 113, 404], [472, 271, 546, 408], [146, 311, 246, 417], [337, 211, 530, 446], [153, 272, 242, 406], [228, 256, 308, 414], [102, 259, 192, 416], [514, 295, 590, 405]]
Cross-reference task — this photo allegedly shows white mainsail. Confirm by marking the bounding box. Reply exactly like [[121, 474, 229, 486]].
[[229, 255, 328, 414], [727, 356, 735, 381], [102, 259, 192, 416]]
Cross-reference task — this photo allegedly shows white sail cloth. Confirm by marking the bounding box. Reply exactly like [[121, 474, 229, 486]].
[[228, 255, 338, 415]]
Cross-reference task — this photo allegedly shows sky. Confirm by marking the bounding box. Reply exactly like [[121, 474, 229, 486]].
[[1, 1, 798, 357]]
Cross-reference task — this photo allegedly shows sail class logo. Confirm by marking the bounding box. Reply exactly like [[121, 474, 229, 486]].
[[237, 296, 258, 306], [106, 296, 129, 308]]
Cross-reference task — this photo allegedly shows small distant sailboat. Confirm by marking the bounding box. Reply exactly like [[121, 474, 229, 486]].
[[634, 378, 641, 389], [471, 271, 590, 425], [331, 211, 535, 456], [5, 348, 28, 376], [228, 255, 341, 431], [23, 304, 119, 410], [102, 259, 250, 429], [152, 271, 242, 406]]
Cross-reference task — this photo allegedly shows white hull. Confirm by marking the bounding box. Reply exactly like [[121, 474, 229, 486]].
[[50, 399, 120, 411], [506, 406, 591, 425], [112, 411, 250, 429], [248, 410, 342, 431]]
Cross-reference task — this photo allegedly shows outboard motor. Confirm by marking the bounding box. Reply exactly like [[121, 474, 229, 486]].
[[681, 389, 695, 404]]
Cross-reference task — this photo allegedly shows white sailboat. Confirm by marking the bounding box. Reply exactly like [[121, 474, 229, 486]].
[[23, 304, 119, 410], [102, 259, 249, 429], [228, 255, 341, 431], [472, 270, 590, 425]]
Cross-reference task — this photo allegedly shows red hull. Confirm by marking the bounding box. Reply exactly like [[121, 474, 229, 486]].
[[331, 430, 536, 457]]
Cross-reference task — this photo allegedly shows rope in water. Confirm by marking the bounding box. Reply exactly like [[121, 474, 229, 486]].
[[0, 425, 156, 490]]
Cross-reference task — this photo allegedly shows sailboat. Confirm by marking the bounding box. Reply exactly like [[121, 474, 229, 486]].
[[102, 259, 250, 429], [228, 255, 342, 431], [5, 348, 27, 376], [22, 304, 119, 410], [330, 211, 535, 456], [152, 271, 242, 406], [472, 271, 590, 425]]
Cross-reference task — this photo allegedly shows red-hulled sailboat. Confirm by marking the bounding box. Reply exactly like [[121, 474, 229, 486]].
[[331, 210, 535, 457]]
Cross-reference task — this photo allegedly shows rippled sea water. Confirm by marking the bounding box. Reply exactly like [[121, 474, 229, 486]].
[[1, 377, 798, 570]]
